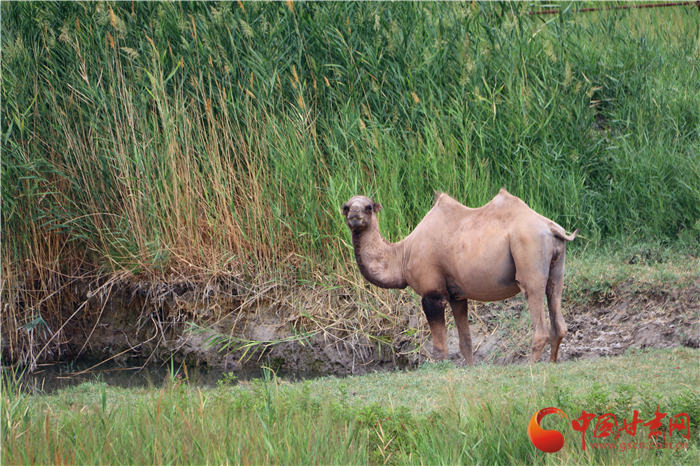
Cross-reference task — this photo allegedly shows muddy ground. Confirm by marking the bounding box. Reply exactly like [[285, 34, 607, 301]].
[[3, 279, 699, 375], [465, 282, 700, 365]]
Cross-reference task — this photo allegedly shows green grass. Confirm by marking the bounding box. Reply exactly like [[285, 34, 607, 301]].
[[564, 242, 700, 301], [3, 348, 699, 465], [2, 2, 700, 364]]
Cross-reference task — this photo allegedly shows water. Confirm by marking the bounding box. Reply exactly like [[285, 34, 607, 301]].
[[3, 358, 318, 394]]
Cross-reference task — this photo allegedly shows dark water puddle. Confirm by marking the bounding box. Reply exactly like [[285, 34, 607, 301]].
[[3, 359, 324, 394]]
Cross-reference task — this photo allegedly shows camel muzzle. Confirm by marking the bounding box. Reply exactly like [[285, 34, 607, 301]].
[[346, 216, 363, 228]]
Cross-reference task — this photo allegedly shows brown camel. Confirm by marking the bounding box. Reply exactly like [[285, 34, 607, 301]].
[[341, 189, 578, 365]]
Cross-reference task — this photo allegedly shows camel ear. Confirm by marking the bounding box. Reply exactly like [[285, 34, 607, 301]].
[[372, 203, 383, 212]]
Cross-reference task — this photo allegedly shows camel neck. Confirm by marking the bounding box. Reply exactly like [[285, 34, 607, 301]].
[[351, 222, 407, 289]]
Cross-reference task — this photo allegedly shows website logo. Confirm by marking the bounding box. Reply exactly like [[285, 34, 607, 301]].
[[529, 406, 690, 453], [528, 407, 568, 453]]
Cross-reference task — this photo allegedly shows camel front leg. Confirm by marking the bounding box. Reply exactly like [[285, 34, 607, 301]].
[[450, 299, 473, 366], [421, 293, 448, 360]]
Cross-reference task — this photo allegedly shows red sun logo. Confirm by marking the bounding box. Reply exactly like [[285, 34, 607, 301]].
[[528, 407, 568, 453]]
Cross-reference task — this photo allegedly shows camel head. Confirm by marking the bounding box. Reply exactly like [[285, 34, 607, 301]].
[[341, 196, 382, 233]]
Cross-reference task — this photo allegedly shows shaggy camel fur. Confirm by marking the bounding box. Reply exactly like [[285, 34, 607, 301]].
[[341, 189, 578, 365]]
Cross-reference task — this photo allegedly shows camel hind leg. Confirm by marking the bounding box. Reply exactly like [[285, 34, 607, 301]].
[[546, 240, 568, 362], [512, 233, 553, 364], [519, 281, 549, 364]]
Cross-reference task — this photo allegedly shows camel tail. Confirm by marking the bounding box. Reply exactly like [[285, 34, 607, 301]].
[[552, 227, 579, 242]]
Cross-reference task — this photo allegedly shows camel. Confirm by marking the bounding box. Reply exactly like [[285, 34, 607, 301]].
[[341, 189, 578, 365]]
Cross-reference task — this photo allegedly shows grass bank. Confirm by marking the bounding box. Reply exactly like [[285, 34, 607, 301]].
[[565, 241, 700, 297], [2, 348, 699, 464], [3, 1, 700, 365]]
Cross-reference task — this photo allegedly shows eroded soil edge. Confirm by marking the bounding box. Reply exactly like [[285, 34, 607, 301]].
[[3, 279, 699, 374]]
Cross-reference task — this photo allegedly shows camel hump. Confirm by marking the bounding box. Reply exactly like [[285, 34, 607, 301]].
[[433, 191, 446, 206], [431, 192, 472, 218], [551, 226, 579, 242]]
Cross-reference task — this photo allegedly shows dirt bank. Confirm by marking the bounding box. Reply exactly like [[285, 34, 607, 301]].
[[3, 277, 699, 374], [461, 281, 700, 366]]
